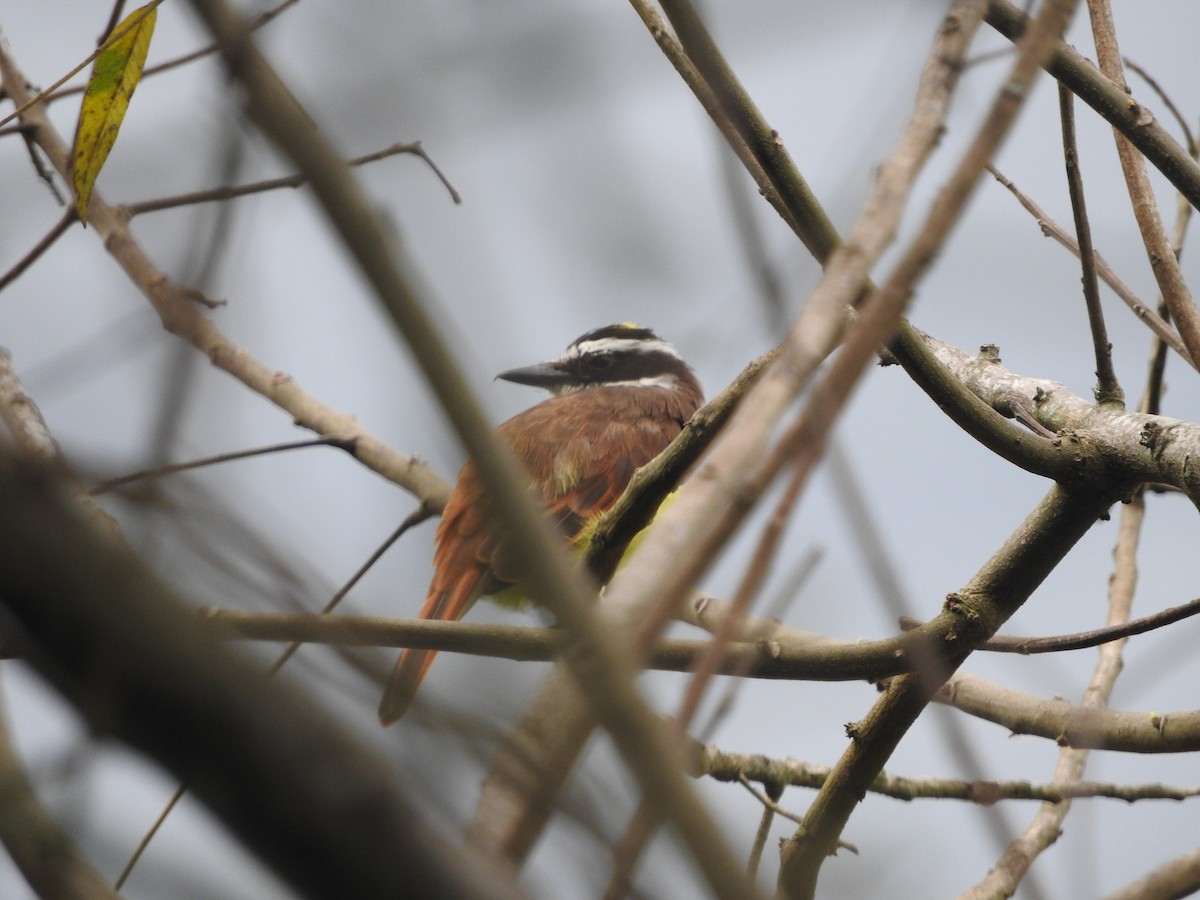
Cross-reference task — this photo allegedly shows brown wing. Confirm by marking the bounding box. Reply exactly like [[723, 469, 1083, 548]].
[[486, 385, 692, 581], [378, 383, 698, 724]]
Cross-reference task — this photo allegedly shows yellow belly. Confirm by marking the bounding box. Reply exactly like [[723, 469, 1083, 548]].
[[483, 492, 668, 610]]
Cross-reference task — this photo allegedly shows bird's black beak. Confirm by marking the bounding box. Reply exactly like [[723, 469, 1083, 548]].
[[495, 360, 572, 389]]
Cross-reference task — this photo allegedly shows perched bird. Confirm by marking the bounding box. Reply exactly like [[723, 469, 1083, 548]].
[[378, 323, 704, 725]]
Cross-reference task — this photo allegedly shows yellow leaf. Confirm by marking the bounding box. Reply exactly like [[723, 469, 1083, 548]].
[[70, 5, 157, 224]]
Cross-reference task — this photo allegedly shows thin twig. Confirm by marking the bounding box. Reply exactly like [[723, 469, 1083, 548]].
[[745, 797, 776, 881], [208, 586, 1200, 672], [693, 741, 1200, 804], [1059, 83, 1122, 404], [902, 594, 1200, 655], [19, 125, 66, 204], [0, 209, 76, 293], [114, 784, 186, 890], [124, 142, 461, 216], [737, 775, 803, 826], [267, 513, 424, 673], [986, 164, 1193, 367], [1143, 108, 1200, 415], [90, 437, 358, 495], [0, 142, 457, 295], [736, 776, 859, 857]]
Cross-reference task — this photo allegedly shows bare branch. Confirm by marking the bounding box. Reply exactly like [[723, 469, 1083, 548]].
[[0, 457, 519, 899], [0, 680, 118, 899], [934, 671, 1200, 753], [124, 142, 461, 216], [183, 2, 754, 896], [1085, 0, 1200, 369], [694, 740, 1200, 804], [1059, 83, 1122, 404], [91, 437, 357, 495], [208, 580, 1200, 675], [986, 164, 1193, 367], [1123, 58, 1197, 157], [781, 5, 1082, 890], [0, 38, 453, 512], [0, 209, 74, 293], [962, 469, 1143, 897], [905, 594, 1200, 655], [913, 329, 1200, 506], [1103, 849, 1200, 900], [987, 0, 1200, 211]]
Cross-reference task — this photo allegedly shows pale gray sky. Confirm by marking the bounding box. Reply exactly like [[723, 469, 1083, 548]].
[[3, 2, 1200, 897]]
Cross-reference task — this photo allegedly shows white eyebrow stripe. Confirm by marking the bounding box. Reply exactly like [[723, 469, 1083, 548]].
[[600, 374, 680, 389], [553, 373, 680, 394], [568, 337, 680, 358]]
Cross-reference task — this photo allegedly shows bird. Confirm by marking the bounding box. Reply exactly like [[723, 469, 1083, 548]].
[[378, 323, 704, 725]]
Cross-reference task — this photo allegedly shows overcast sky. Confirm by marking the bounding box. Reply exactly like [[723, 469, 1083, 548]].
[[3, 2, 1200, 897]]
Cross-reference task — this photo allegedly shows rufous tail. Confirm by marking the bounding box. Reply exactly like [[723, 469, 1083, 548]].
[[378, 645, 439, 725], [378, 583, 475, 726]]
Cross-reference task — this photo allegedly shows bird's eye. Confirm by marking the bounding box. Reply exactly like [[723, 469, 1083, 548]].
[[588, 354, 614, 371]]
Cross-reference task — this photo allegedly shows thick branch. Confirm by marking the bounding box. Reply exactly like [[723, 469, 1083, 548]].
[[1103, 849, 1200, 900], [935, 671, 1200, 753], [0, 683, 118, 900], [0, 458, 514, 900], [914, 330, 1200, 502], [779, 482, 1121, 895], [962, 463, 1143, 898]]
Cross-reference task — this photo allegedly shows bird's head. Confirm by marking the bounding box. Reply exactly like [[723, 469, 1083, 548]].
[[496, 323, 700, 399]]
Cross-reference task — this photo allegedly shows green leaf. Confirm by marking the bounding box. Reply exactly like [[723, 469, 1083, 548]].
[[70, 5, 157, 224]]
